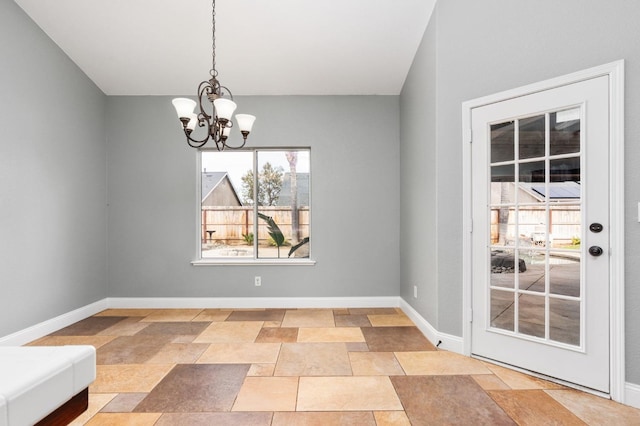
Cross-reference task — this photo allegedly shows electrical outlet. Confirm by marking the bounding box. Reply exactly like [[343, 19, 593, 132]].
[[414, 285, 418, 298], [255, 276, 262, 287]]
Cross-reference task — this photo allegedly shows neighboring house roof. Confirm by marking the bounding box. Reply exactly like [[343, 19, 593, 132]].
[[531, 182, 581, 199], [201, 172, 242, 205], [520, 181, 581, 201], [277, 173, 310, 207], [201, 172, 227, 201]]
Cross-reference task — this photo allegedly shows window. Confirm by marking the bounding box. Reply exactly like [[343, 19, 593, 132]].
[[198, 149, 311, 263]]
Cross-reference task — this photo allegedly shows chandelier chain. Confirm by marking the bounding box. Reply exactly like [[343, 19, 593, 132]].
[[210, 0, 217, 77]]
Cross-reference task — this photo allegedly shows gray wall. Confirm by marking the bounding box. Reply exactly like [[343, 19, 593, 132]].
[[106, 96, 400, 298], [400, 0, 640, 383], [400, 20, 438, 326], [0, 0, 107, 336]]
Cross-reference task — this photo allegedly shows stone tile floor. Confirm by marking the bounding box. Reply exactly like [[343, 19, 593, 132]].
[[27, 308, 640, 425]]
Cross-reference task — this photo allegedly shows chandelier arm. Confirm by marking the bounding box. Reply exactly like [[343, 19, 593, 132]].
[[183, 127, 212, 147], [185, 134, 209, 149], [179, 110, 216, 148], [219, 85, 234, 101], [218, 137, 248, 150]]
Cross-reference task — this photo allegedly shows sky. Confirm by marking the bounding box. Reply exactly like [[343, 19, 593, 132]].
[[201, 150, 310, 190]]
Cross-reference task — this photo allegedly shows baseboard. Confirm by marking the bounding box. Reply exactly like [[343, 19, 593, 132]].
[[0, 296, 400, 345], [106, 296, 401, 309], [0, 299, 108, 346], [2, 296, 456, 353], [399, 298, 464, 354], [625, 382, 640, 409]]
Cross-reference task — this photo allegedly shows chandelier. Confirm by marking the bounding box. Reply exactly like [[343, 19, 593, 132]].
[[171, 0, 255, 150]]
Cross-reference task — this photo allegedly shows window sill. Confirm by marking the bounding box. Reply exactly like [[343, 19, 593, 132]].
[[191, 258, 316, 266]]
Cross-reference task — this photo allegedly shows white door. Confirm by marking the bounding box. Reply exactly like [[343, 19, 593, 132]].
[[471, 76, 610, 393]]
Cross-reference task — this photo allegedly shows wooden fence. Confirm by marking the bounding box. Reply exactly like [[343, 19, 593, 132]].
[[491, 206, 580, 246], [202, 206, 310, 245]]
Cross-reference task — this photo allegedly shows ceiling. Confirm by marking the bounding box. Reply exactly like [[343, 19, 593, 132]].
[[14, 0, 435, 96]]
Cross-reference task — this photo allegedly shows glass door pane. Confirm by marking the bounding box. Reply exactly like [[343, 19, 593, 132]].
[[488, 109, 582, 347]]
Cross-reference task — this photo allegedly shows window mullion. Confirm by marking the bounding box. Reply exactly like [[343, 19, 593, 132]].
[[252, 150, 259, 259]]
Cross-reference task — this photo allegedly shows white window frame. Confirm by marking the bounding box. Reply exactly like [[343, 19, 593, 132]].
[[191, 148, 315, 266]]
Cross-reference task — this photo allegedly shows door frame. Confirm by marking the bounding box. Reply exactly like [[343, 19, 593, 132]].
[[461, 60, 625, 401]]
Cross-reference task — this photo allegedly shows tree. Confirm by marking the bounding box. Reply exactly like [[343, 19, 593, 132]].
[[241, 162, 284, 206], [240, 169, 256, 205], [285, 151, 299, 243]]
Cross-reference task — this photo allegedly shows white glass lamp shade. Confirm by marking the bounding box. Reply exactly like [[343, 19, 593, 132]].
[[235, 114, 256, 133], [186, 113, 198, 132], [213, 98, 237, 121], [222, 125, 231, 137], [172, 98, 197, 119]]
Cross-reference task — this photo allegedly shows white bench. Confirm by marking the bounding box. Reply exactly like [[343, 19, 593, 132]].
[[0, 345, 96, 426]]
